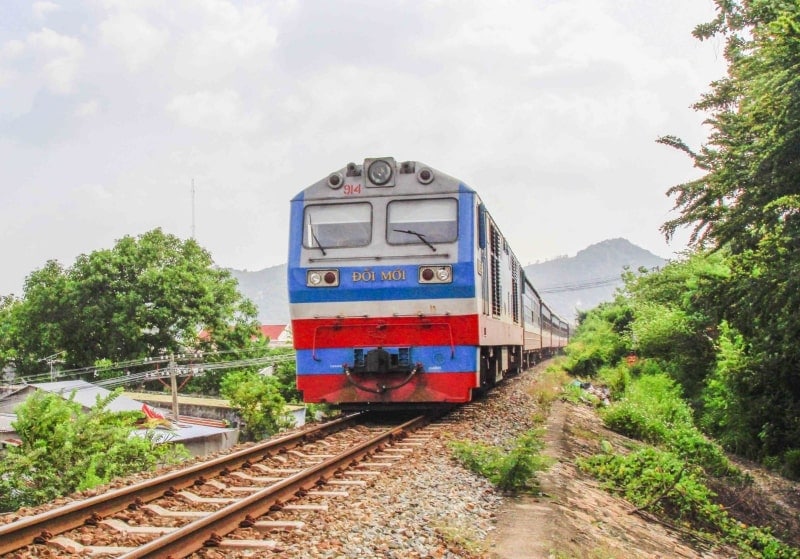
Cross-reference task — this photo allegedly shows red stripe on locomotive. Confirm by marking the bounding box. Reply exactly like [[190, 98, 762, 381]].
[[297, 371, 477, 404], [291, 314, 479, 350]]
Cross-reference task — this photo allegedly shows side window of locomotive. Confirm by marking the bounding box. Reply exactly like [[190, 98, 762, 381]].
[[386, 198, 458, 245], [303, 203, 372, 249]]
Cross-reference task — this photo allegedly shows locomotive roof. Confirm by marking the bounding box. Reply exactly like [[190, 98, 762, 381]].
[[292, 158, 477, 202]]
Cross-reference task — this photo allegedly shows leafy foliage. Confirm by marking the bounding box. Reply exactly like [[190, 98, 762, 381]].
[[450, 430, 551, 492], [601, 370, 738, 479], [658, 0, 800, 467], [0, 390, 187, 512], [565, 243, 800, 474], [580, 365, 797, 557], [580, 448, 799, 558], [3, 228, 260, 377], [564, 297, 632, 377], [220, 370, 293, 441]]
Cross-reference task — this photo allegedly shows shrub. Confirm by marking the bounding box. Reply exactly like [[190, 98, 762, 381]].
[[450, 430, 551, 492], [600, 373, 691, 442], [0, 390, 187, 513], [600, 372, 740, 479], [564, 309, 630, 377], [779, 449, 800, 481], [580, 447, 798, 558], [597, 362, 632, 399]]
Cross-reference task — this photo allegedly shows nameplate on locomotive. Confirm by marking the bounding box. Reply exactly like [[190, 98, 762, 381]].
[[352, 269, 407, 282]]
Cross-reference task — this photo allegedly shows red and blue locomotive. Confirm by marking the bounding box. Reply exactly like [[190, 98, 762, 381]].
[[288, 157, 569, 407]]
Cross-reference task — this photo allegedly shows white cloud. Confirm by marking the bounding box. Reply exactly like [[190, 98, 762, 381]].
[[74, 99, 100, 117], [171, 2, 278, 84], [166, 89, 261, 133], [99, 11, 169, 72], [1, 39, 26, 59], [75, 183, 113, 200], [0, 0, 727, 296], [27, 28, 84, 94], [33, 1, 61, 20]]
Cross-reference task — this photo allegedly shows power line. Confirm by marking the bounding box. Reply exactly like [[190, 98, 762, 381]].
[[7, 349, 295, 387], [536, 275, 623, 294]]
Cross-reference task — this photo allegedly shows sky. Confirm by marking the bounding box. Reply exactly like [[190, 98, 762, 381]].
[[0, 0, 727, 297]]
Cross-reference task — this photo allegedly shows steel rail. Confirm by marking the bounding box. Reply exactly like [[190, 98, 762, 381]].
[[118, 415, 428, 559], [0, 413, 361, 556]]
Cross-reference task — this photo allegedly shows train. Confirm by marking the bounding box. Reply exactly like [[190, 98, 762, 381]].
[[287, 157, 569, 408]]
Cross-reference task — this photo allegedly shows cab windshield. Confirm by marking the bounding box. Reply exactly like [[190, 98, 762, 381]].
[[387, 198, 458, 245], [303, 203, 372, 250]]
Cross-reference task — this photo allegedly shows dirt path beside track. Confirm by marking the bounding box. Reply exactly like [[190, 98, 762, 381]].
[[486, 393, 798, 558]]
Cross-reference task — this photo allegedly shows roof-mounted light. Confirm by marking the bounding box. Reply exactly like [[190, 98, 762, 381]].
[[416, 167, 434, 184], [367, 160, 392, 185], [364, 157, 396, 187], [327, 172, 344, 189]]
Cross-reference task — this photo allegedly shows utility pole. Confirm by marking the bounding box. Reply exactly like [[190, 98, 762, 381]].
[[169, 355, 180, 420], [41, 351, 64, 381]]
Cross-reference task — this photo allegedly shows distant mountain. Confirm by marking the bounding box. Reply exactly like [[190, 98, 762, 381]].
[[228, 264, 289, 325], [524, 238, 666, 322], [229, 238, 666, 325]]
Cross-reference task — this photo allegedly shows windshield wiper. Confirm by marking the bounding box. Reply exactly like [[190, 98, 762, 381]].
[[307, 217, 327, 255], [393, 229, 436, 252]]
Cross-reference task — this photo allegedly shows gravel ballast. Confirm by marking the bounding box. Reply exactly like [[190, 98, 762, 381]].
[[261, 367, 549, 559]]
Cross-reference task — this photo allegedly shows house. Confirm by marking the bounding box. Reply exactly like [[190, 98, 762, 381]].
[[0, 380, 164, 415], [260, 324, 292, 346], [197, 324, 292, 347], [0, 413, 20, 448], [0, 380, 238, 457]]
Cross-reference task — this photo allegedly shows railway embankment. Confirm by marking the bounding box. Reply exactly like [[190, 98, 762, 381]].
[[3, 361, 799, 558], [488, 364, 800, 559]]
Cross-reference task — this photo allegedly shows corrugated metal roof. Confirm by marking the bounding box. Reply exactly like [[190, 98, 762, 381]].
[[131, 423, 235, 443], [123, 391, 231, 409], [32, 380, 169, 415], [0, 412, 16, 433], [14, 382, 235, 443]]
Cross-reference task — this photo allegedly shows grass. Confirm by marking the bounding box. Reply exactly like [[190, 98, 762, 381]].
[[578, 367, 798, 558], [432, 521, 488, 556]]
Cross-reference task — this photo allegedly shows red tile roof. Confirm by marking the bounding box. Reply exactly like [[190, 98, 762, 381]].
[[260, 324, 287, 341]]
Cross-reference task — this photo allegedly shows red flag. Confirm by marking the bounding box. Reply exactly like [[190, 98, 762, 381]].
[[141, 403, 165, 420]]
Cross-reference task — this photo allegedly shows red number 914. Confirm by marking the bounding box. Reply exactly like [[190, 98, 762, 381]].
[[343, 183, 362, 195]]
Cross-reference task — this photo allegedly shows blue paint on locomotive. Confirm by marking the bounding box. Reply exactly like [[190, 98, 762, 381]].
[[295, 345, 477, 375], [287, 187, 477, 303], [287, 262, 475, 303]]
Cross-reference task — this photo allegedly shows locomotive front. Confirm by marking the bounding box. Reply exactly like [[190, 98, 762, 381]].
[[287, 157, 481, 407]]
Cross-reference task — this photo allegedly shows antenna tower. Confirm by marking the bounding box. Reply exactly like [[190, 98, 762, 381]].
[[191, 178, 196, 239]]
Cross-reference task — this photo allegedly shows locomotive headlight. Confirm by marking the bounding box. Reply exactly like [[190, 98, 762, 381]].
[[307, 269, 339, 287], [367, 159, 393, 186], [419, 265, 452, 284]]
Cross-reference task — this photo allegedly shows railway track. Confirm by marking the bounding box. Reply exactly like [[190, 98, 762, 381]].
[[0, 413, 433, 558]]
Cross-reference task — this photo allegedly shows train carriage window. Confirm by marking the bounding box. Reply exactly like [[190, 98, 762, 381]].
[[303, 203, 372, 249], [386, 198, 458, 245]]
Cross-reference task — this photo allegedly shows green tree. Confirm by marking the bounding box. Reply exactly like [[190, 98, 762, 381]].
[[659, 1, 800, 463], [624, 252, 727, 401], [0, 294, 20, 368], [220, 370, 293, 441], [270, 348, 301, 403], [7, 261, 71, 374], [8, 229, 260, 377], [0, 389, 187, 512]]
